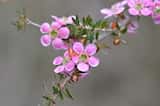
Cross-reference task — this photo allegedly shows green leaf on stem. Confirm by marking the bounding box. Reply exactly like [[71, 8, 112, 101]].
[[64, 88, 74, 100], [58, 90, 64, 100], [52, 85, 59, 94]]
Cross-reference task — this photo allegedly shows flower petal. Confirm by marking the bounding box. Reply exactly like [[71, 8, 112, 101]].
[[128, 21, 139, 33], [54, 65, 65, 73], [58, 27, 70, 39], [72, 56, 79, 64], [100, 8, 113, 18], [53, 56, 63, 65], [128, 0, 136, 7], [66, 16, 76, 24], [40, 23, 51, 33], [73, 42, 84, 54], [51, 22, 61, 30], [88, 56, 100, 67], [40, 35, 51, 47], [52, 38, 64, 49], [153, 15, 160, 24], [51, 16, 65, 25], [128, 8, 140, 16], [77, 62, 89, 72], [141, 8, 152, 16], [65, 61, 75, 72], [79, 73, 89, 79], [85, 44, 97, 56]]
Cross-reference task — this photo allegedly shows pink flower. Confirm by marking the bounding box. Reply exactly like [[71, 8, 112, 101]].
[[127, 0, 153, 16], [40, 19, 70, 49], [51, 16, 76, 25], [72, 42, 100, 72], [53, 51, 75, 74], [101, 0, 127, 18], [152, 0, 160, 24]]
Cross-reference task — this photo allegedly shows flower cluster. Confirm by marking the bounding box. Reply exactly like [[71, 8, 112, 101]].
[[15, 0, 160, 105], [37, 0, 160, 83], [101, 0, 160, 24]]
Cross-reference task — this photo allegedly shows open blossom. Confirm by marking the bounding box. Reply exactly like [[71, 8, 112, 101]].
[[128, 0, 153, 16], [40, 18, 70, 49], [53, 51, 75, 74], [101, 0, 127, 18], [152, 0, 160, 24], [71, 42, 100, 72]]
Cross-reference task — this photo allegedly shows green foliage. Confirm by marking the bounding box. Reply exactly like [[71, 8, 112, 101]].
[[82, 15, 93, 26], [52, 85, 60, 94], [64, 88, 74, 100], [94, 20, 108, 29]]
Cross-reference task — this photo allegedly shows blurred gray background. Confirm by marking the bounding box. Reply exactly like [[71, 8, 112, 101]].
[[0, 0, 160, 106]]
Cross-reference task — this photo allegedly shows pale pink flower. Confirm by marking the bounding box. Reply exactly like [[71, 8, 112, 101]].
[[72, 42, 100, 72], [40, 20, 70, 49], [127, 0, 153, 16], [101, 0, 127, 18]]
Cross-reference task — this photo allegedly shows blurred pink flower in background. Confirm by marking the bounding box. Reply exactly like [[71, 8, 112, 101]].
[[100, 0, 127, 18], [128, 0, 153, 16]]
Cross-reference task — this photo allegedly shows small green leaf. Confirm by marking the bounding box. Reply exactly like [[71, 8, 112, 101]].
[[52, 85, 59, 94], [95, 32, 99, 40], [42, 96, 55, 104], [64, 88, 74, 100], [58, 91, 64, 100], [87, 34, 94, 43], [120, 27, 127, 34]]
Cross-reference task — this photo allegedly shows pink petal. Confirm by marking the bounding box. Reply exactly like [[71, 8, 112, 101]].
[[52, 16, 64, 24], [66, 16, 76, 24], [53, 56, 63, 65], [128, 0, 136, 7], [65, 61, 75, 72], [51, 22, 61, 30], [85, 44, 97, 56], [40, 23, 51, 33], [112, 7, 125, 15], [128, 8, 140, 16], [79, 73, 89, 79], [40, 35, 51, 47], [88, 56, 100, 67], [100, 8, 113, 18], [54, 65, 65, 73], [58, 27, 70, 39], [100, 8, 111, 14], [64, 51, 69, 58], [73, 42, 84, 54], [52, 38, 64, 49], [72, 56, 79, 64], [140, 8, 152, 16], [77, 62, 89, 72]]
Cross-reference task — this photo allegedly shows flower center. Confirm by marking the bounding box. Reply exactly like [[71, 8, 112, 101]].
[[136, 4, 142, 10], [50, 30, 58, 38], [80, 54, 88, 62], [155, 8, 160, 14]]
